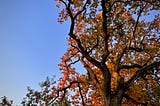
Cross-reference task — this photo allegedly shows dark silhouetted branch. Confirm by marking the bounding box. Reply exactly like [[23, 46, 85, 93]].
[[125, 61, 160, 89], [129, 47, 143, 52], [78, 83, 85, 106], [118, 64, 142, 72]]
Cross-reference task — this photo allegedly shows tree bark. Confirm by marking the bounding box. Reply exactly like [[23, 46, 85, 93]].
[[111, 90, 124, 106], [110, 78, 125, 106]]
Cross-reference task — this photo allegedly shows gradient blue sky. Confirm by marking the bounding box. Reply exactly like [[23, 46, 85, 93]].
[[0, 0, 69, 105]]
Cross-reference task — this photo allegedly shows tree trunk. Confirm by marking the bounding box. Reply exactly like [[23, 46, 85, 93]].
[[103, 95, 111, 106], [104, 93, 124, 106], [111, 93, 124, 106], [110, 78, 125, 106]]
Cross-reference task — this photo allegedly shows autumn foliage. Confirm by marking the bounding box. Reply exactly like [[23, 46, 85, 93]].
[[23, 0, 160, 106]]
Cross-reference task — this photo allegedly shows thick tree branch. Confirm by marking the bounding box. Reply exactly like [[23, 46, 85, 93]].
[[118, 64, 142, 72], [114, 0, 158, 6], [129, 47, 143, 52], [61, 0, 102, 68], [124, 94, 147, 106], [100, 62, 111, 106], [80, 58, 101, 87], [101, 1, 113, 105], [101, 0, 110, 63], [125, 61, 160, 89]]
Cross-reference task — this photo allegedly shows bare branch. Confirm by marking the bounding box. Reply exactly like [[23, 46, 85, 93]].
[[132, 3, 146, 39], [74, 0, 90, 19], [49, 81, 81, 105], [71, 44, 80, 52], [68, 58, 80, 66], [87, 35, 99, 54], [116, 46, 127, 71], [77, 83, 85, 106]]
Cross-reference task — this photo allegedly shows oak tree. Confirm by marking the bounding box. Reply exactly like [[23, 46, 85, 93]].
[[54, 0, 160, 106], [24, 0, 160, 106]]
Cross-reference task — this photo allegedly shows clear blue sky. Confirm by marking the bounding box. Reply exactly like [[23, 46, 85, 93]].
[[0, 0, 69, 105]]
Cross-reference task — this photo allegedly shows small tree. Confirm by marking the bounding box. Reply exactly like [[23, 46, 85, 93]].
[[0, 96, 13, 106], [22, 76, 71, 106]]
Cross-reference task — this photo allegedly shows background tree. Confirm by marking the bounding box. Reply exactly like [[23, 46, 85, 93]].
[[24, 0, 159, 106], [0, 96, 13, 106], [22, 76, 71, 106]]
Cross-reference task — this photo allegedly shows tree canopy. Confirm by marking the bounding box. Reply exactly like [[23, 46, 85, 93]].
[[23, 0, 160, 106]]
